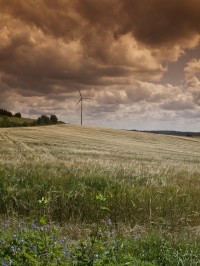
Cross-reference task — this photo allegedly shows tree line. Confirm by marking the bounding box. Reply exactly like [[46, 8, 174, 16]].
[[0, 108, 61, 127], [0, 108, 21, 118]]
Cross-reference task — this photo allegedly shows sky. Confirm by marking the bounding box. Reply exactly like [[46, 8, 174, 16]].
[[1, 0, 200, 131]]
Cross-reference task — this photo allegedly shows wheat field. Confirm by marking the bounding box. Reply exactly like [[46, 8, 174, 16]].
[[1, 124, 200, 166], [0, 124, 200, 227], [0, 124, 200, 265]]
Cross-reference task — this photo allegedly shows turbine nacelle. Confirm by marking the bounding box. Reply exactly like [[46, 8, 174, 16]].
[[75, 89, 93, 125]]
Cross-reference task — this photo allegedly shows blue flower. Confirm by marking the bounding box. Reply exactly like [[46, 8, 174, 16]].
[[132, 233, 141, 239], [32, 222, 38, 229], [63, 249, 67, 254], [10, 246, 15, 254], [107, 219, 112, 226], [4, 221, 10, 228]]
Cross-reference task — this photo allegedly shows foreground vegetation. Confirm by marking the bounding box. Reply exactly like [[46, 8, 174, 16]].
[[1, 217, 199, 265], [0, 125, 200, 265]]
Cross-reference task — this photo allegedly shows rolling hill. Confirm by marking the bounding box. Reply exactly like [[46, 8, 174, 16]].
[[0, 124, 199, 264], [0, 116, 34, 124], [1, 124, 200, 167]]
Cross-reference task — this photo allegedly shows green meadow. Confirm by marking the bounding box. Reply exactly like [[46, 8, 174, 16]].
[[0, 125, 200, 265], [0, 116, 34, 124]]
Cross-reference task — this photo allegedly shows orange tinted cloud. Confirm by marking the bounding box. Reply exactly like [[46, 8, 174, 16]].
[[0, 0, 200, 129]]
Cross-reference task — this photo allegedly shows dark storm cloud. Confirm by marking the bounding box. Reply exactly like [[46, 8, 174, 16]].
[[1, 0, 200, 52], [118, 0, 200, 46], [1, 0, 200, 126]]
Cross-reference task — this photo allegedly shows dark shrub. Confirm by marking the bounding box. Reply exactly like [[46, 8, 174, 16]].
[[50, 114, 58, 124], [14, 112, 21, 118]]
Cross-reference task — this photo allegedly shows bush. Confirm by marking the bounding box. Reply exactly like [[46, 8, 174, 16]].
[[50, 115, 58, 124], [14, 113, 22, 118], [0, 108, 12, 117]]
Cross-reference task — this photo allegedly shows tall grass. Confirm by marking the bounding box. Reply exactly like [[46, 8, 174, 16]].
[[0, 162, 199, 228], [0, 125, 200, 264]]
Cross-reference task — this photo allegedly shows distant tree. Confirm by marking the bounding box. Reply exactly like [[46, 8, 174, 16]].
[[14, 112, 21, 118], [50, 114, 58, 124], [31, 121, 37, 126], [37, 115, 50, 125], [36, 117, 42, 124], [0, 108, 12, 117]]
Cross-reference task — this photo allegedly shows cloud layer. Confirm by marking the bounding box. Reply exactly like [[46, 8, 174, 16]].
[[0, 0, 200, 130]]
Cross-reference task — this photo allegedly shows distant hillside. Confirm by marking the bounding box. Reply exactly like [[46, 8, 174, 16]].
[[0, 108, 62, 127], [0, 116, 35, 124], [131, 129, 200, 137]]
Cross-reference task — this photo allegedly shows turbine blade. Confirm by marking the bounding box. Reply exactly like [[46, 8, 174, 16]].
[[75, 98, 81, 107], [78, 89, 82, 98]]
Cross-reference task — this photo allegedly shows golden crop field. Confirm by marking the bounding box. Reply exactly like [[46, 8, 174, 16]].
[[0, 125, 200, 264], [0, 124, 199, 224], [1, 124, 200, 169]]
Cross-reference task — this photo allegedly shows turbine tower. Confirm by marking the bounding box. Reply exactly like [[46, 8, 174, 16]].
[[75, 89, 92, 125]]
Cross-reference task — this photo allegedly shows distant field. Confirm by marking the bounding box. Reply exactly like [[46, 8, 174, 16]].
[[0, 124, 199, 264], [0, 116, 34, 124], [1, 123, 200, 166]]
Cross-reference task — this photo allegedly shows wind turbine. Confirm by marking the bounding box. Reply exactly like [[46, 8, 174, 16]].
[[75, 89, 92, 125]]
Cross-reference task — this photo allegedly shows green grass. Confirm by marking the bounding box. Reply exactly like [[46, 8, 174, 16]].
[[0, 116, 34, 124], [0, 124, 200, 264], [1, 220, 199, 265]]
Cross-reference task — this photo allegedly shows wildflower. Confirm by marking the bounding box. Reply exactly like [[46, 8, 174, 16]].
[[63, 249, 67, 254], [107, 219, 112, 226], [94, 254, 99, 259], [4, 221, 10, 228], [17, 247, 21, 252], [18, 220, 25, 229], [107, 231, 114, 236], [10, 246, 15, 254], [32, 222, 38, 229], [50, 235, 55, 239], [33, 245, 37, 252], [132, 233, 141, 239]]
